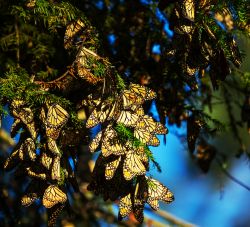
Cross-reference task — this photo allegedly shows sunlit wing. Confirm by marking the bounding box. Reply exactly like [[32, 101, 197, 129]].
[[155, 122, 168, 134], [134, 128, 159, 146], [116, 110, 139, 127], [130, 105, 145, 116], [64, 19, 85, 49], [123, 151, 146, 180], [41, 152, 53, 170], [21, 193, 37, 207], [146, 177, 174, 210], [47, 137, 61, 156], [122, 90, 144, 109], [51, 156, 61, 181], [182, 0, 195, 21], [105, 156, 121, 180], [26, 167, 47, 180], [101, 139, 126, 157], [42, 185, 67, 208], [46, 104, 69, 129], [89, 130, 102, 152], [129, 83, 156, 101], [136, 115, 157, 132], [118, 193, 132, 219]]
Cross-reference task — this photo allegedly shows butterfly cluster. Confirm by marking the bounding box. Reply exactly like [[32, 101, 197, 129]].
[[160, 0, 242, 90], [4, 101, 74, 226], [85, 83, 174, 223], [64, 19, 104, 84]]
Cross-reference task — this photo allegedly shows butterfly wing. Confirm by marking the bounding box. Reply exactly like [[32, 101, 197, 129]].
[[146, 177, 174, 210], [105, 156, 121, 180], [46, 104, 69, 129], [118, 193, 132, 220], [51, 156, 61, 181], [116, 111, 139, 127], [136, 115, 157, 133], [47, 137, 61, 156], [123, 151, 146, 180], [122, 90, 144, 109], [129, 83, 156, 101], [42, 185, 67, 208], [89, 130, 102, 152], [64, 19, 85, 49]]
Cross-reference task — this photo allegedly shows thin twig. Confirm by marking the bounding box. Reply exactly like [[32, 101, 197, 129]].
[[153, 209, 197, 227], [216, 158, 250, 191]]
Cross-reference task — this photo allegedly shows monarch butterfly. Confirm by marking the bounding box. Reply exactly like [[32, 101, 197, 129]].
[[11, 119, 22, 138], [133, 181, 146, 224], [11, 99, 25, 110], [64, 19, 85, 49], [20, 138, 36, 161], [130, 105, 145, 116], [11, 103, 37, 139], [86, 103, 117, 128], [89, 125, 117, 153], [123, 151, 146, 181], [41, 152, 53, 170], [26, 121, 38, 140], [155, 122, 168, 134], [134, 128, 160, 146], [196, 139, 217, 173], [42, 185, 67, 208], [181, 0, 195, 22], [215, 7, 234, 31], [100, 102, 118, 122], [86, 109, 100, 128], [81, 94, 101, 107], [116, 110, 139, 127], [46, 104, 69, 129], [136, 147, 149, 166], [103, 125, 118, 139], [136, 115, 157, 132], [75, 47, 104, 84], [12, 107, 34, 125], [105, 156, 121, 180], [46, 114, 68, 140], [47, 137, 61, 157], [26, 0, 36, 8], [101, 139, 126, 157], [118, 193, 132, 219], [134, 128, 151, 144], [21, 193, 37, 207], [129, 83, 157, 101], [39, 107, 47, 124], [133, 203, 144, 224], [26, 167, 47, 180], [4, 149, 20, 170], [122, 90, 144, 109], [76, 62, 103, 84], [51, 156, 61, 181], [89, 130, 102, 152], [146, 177, 174, 210]]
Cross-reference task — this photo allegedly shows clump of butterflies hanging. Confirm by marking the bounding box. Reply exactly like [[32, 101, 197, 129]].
[[3, 13, 174, 227], [159, 0, 243, 90], [4, 100, 71, 224]]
